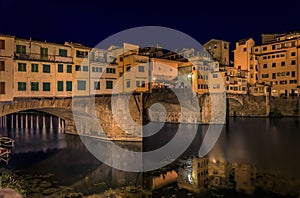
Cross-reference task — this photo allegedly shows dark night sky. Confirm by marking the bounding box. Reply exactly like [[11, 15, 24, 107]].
[[1, 0, 300, 55]]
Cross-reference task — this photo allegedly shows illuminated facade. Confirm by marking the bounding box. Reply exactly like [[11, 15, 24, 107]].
[[234, 32, 300, 97]]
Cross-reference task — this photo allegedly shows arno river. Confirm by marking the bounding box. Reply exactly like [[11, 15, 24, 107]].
[[1, 117, 300, 197]]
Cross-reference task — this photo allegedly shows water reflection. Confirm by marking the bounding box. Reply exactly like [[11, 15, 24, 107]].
[[1, 118, 300, 197]]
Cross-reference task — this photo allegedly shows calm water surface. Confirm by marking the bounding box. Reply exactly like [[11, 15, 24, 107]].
[[1, 117, 300, 197]]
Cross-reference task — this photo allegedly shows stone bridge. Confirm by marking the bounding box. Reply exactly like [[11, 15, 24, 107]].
[[0, 95, 144, 141], [227, 93, 245, 105], [0, 91, 228, 141]]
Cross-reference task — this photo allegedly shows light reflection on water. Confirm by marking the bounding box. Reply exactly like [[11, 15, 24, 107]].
[[1, 117, 300, 197]]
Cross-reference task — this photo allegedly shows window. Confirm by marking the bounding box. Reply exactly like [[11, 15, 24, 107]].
[[0, 40, 5, 49], [243, 47, 247, 52], [57, 81, 63, 91], [291, 52, 296, 56], [106, 68, 116, 73], [18, 63, 26, 72], [82, 66, 88, 72], [16, 45, 26, 54], [40, 47, 48, 59], [126, 66, 130, 72], [106, 80, 113, 89], [75, 65, 81, 71], [281, 72, 285, 76], [213, 74, 218, 78], [59, 49, 67, 57], [272, 63, 276, 68], [292, 71, 296, 77], [272, 45, 276, 50], [291, 60, 296, 65], [67, 65, 72, 73], [286, 71, 290, 76], [43, 64, 50, 73], [58, 64, 63, 72], [66, 81, 72, 91], [126, 80, 131, 88], [262, 74, 269, 78], [277, 72, 281, 76], [31, 64, 38, 72], [290, 80, 297, 84], [262, 46, 267, 51], [31, 82, 39, 91], [255, 48, 258, 52], [0, 61, 5, 71], [43, 82, 50, 91], [281, 61, 285, 66], [224, 43, 228, 49], [17, 82, 26, 91], [238, 66, 241, 70], [94, 81, 100, 90], [250, 74, 253, 78], [263, 64, 267, 68], [141, 81, 145, 87], [92, 67, 102, 73], [77, 80, 86, 90], [0, 82, 5, 94], [76, 50, 88, 58], [272, 73, 276, 79], [263, 56, 267, 60], [138, 66, 145, 72], [136, 81, 140, 87]]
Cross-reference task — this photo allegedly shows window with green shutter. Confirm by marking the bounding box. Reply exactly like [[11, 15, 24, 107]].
[[58, 64, 63, 72], [67, 65, 72, 73], [16, 45, 26, 54], [31, 82, 39, 91], [106, 80, 113, 89], [57, 81, 63, 91], [59, 49, 67, 57], [66, 81, 72, 91], [43, 82, 50, 91], [43, 64, 50, 73], [31, 64, 38, 72], [18, 82, 26, 91], [18, 63, 26, 72]]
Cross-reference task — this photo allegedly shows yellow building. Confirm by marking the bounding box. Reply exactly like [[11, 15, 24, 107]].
[[13, 37, 74, 98], [0, 35, 14, 101], [234, 32, 300, 97]]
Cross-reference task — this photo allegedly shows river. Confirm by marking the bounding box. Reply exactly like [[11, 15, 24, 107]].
[[1, 117, 300, 197]]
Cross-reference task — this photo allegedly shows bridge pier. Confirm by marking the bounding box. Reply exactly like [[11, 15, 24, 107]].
[[25, 114, 28, 129], [30, 115, 33, 129], [15, 114, 18, 129], [11, 114, 14, 128], [20, 114, 23, 128], [42, 115, 46, 129], [36, 115, 39, 129], [50, 116, 53, 130]]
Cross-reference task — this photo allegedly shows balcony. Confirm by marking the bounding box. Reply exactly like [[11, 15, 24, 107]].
[[14, 52, 73, 63]]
